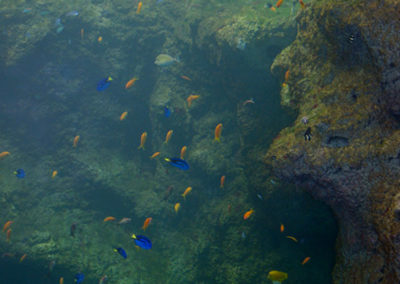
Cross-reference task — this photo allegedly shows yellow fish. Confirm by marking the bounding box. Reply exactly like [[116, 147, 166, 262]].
[[0, 151, 10, 159], [214, 123, 222, 142], [98, 36, 103, 43], [180, 146, 187, 159], [138, 132, 147, 149], [120, 111, 128, 121], [136, 1, 142, 14], [187, 94, 200, 108], [73, 135, 80, 147], [174, 202, 181, 213], [164, 130, 173, 144], [181, 187, 192, 199], [286, 236, 298, 242], [150, 152, 160, 159], [267, 270, 288, 282], [52, 170, 58, 178]]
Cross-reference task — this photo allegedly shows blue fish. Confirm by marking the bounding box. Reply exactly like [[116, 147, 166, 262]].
[[164, 106, 171, 118], [14, 169, 25, 178], [74, 273, 84, 284], [97, 77, 112, 91], [114, 247, 127, 259], [164, 158, 189, 170], [132, 234, 152, 250]]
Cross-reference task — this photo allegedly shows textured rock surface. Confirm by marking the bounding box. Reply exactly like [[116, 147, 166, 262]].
[[266, 1, 400, 283]]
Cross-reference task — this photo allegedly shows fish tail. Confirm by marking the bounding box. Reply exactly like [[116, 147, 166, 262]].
[[181, 194, 186, 199], [138, 145, 144, 150], [214, 137, 220, 142]]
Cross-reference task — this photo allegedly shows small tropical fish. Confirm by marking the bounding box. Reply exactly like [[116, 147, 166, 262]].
[[302, 256, 311, 265], [6, 228, 11, 242], [99, 275, 108, 284], [131, 234, 152, 249], [150, 152, 161, 159], [181, 75, 191, 81], [180, 146, 187, 159], [136, 1, 143, 14], [120, 111, 128, 121], [22, 8, 32, 13], [0, 151, 10, 159], [299, 0, 306, 9], [142, 217, 152, 231], [301, 116, 309, 125], [154, 54, 179, 66], [284, 69, 290, 81], [73, 135, 80, 147], [103, 216, 116, 222], [14, 169, 25, 178], [66, 10, 79, 16], [243, 98, 255, 106], [304, 127, 312, 141], [98, 36, 103, 43], [276, 0, 284, 8], [70, 223, 77, 237], [125, 77, 138, 89], [59, 277, 64, 284], [165, 158, 189, 170], [174, 202, 181, 213], [118, 218, 131, 224], [186, 94, 200, 107], [19, 254, 27, 263], [280, 224, 284, 233], [80, 28, 84, 40], [3, 221, 13, 232], [97, 76, 112, 91], [75, 273, 84, 284], [286, 235, 298, 242], [214, 123, 223, 142], [138, 132, 147, 149], [220, 175, 226, 188], [164, 130, 173, 144], [243, 209, 254, 220], [267, 270, 288, 282], [181, 187, 192, 199], [114, 247, 127, 259], [257, 194, 263, 200], [52, 170, 58, 178], [164, 106, 171, 118]]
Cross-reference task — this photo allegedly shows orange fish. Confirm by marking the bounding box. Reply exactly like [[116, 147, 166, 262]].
[[214, 123, 223, 142], [186, 94, 200, 107], [284, 70, 290, 81], [0, 151, 10, 159], [150, 152, 161, 159], [286, 235, 298, 242], [180, 146, 187, 159], [302, 256, 311, 265], [220, 175, 226, 188], [136, 1, 142, 14], [52, 170, 58, 178], [181, 75, 192, 81], [138, 132, 147, 149], [142, 217, 152, 231], [98, 36, 103, 43], [73, 135, 80, 147], [80, 28, 84, 40], [19, 254, 27, 263], [103, 216, 116, 222], [243, 209, 254, 220], [6, 228, 11, 242], [174, 203, 181, 213], [276, 0, 283, 8], [59, 277, 64, 284], [164, 130, 173, 144], [280, 224, 284, 233], [299, 0, 305, 9], [181, 186, 192, 199], [120, 111, 128, 121], [125, 77, 138, 89], [3, 221, 13, 232]]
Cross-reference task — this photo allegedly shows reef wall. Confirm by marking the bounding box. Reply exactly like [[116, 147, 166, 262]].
[[266, 0, 400, 283]]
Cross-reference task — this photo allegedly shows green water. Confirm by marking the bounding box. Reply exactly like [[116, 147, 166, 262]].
[[0, 0, 337, 283]]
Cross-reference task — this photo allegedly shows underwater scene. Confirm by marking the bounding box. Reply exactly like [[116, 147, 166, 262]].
[[1, 0, 400, 283]]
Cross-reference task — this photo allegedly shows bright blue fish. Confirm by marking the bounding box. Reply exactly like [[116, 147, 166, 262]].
[[164, 106, 171, 118], [74, 273, 84, 284], [165, 158, 189, 170], [132, 234, 152, 249], [14, 169, 25, 178], [114, 247, 127, 259], [97, 77, 112, 91]]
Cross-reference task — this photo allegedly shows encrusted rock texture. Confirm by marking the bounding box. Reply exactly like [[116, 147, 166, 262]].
[[266, 0, 400, 283]]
